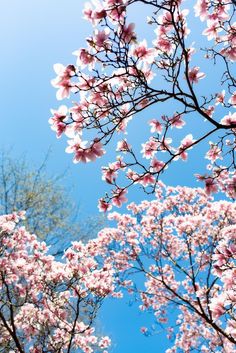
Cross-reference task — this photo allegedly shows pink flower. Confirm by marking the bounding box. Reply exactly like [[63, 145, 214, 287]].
[[140, 326, 148, 334], [139, 174, 155, 186], [53, 63, 75, 80], [66, 138, 105, 163], [204, 105, 215, 117], [132, 40, 155, 64], [49, 106, 68, 138], [94, 9, 107, 20], [141, 138, 158, 159], [159, 38, 173, 52], [221, 46, 236, 61], [88, 140, 105, 160], [126, 169, 139, 182], [205, 144, 221, 162], [209, 296, 226, 320], [220, 112, 236, 126], [150, 158, 165, 172], [116, 139, 131, 152], [0, 212, 113, 350], [112, 189, 127, 207], [55, 79, 75, 100], [203, 20, 221, 41], [51, 64, 77, 100], [170, 114, 185, 129], [83, 3, 94, 23], [120, 23, 136, 43], [149, 119, 162, 133], [205, 178, 218, 195], [229, 92, 236, 107], [98, 336, 111, 349], [225, 176, 236, 199], [188, 67, 206, 84], [73, 48, 95, 70], [181, 134, 195, 148], [102, 164, 118, 184], [194, 0, 209, 21], [209, 2, 230, 21], [83, 0, 108, 24], [94, 29, 110, 48], [104, 0, 126, 23], [215, 90, 225, 105], [179, 134, 195, 160]]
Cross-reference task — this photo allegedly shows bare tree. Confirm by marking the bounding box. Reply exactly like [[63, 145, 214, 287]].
[[0, 150, 104, 246]]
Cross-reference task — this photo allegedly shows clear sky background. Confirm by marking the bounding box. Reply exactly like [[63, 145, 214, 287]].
[[0, 1, 224, 352]]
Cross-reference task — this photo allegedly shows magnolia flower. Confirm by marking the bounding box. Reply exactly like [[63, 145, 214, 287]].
[[131, 40, 156, 64], [112, 188, 127, 207], [150, 158, 165, 172], [120, 23, 136, 43], [178, 134, 195, 160], [221, 46, 236, 62], [215, 90, 225, 105], [94, 28, 110, 48], [66, 137, 105, 163], [205, 143, 222, 162], [194, 0, 209, 21], [220, 112, 236, 126], [98, 336, 111, 349], [188, 67, 206, 83], [73, 48, 95, 70], [116, 139, 131, 152], [205, 178, 218, 195], [229, 92, 236, 107], [49, 106, 68, 138], [149, 119, 162, 133], [203, 20, 222, 40], [170, 114, 185, 129], [141, 138, 158, 159]]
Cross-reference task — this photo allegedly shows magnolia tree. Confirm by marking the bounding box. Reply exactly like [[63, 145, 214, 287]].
[[50, 0, 236, 210], [0, 213, 113, 353], [48, 0, 236, 351], [94, 184, 236, 352], [1, 187, 236, 352]]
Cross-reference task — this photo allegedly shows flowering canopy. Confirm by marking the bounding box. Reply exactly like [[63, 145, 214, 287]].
[[96, 184, 236, 352], [51, 0, 236, 209], [0, 212, 112, 353], [1, 189, 236, 352]]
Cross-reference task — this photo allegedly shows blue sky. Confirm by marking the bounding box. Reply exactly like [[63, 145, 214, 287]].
[[0, 1, 224, 352]]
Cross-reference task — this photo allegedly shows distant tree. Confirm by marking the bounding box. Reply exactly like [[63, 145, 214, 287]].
[[0, 151, 104, 244]]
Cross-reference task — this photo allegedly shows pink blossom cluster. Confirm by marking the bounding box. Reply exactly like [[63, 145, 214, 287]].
[[195, 0, 236, 61], [0, 213, 113, 353], [211, 225, 236, 325], [95, 185, 236, 351], [50, 0, 236, 209], [2, 194, 236, 351]]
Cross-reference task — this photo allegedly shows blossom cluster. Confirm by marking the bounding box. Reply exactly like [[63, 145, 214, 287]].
[[95, 184, 236, 352], [50, 0, 236, 209], [1, 190, 235, 352], [0, 213, 113, 353]]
